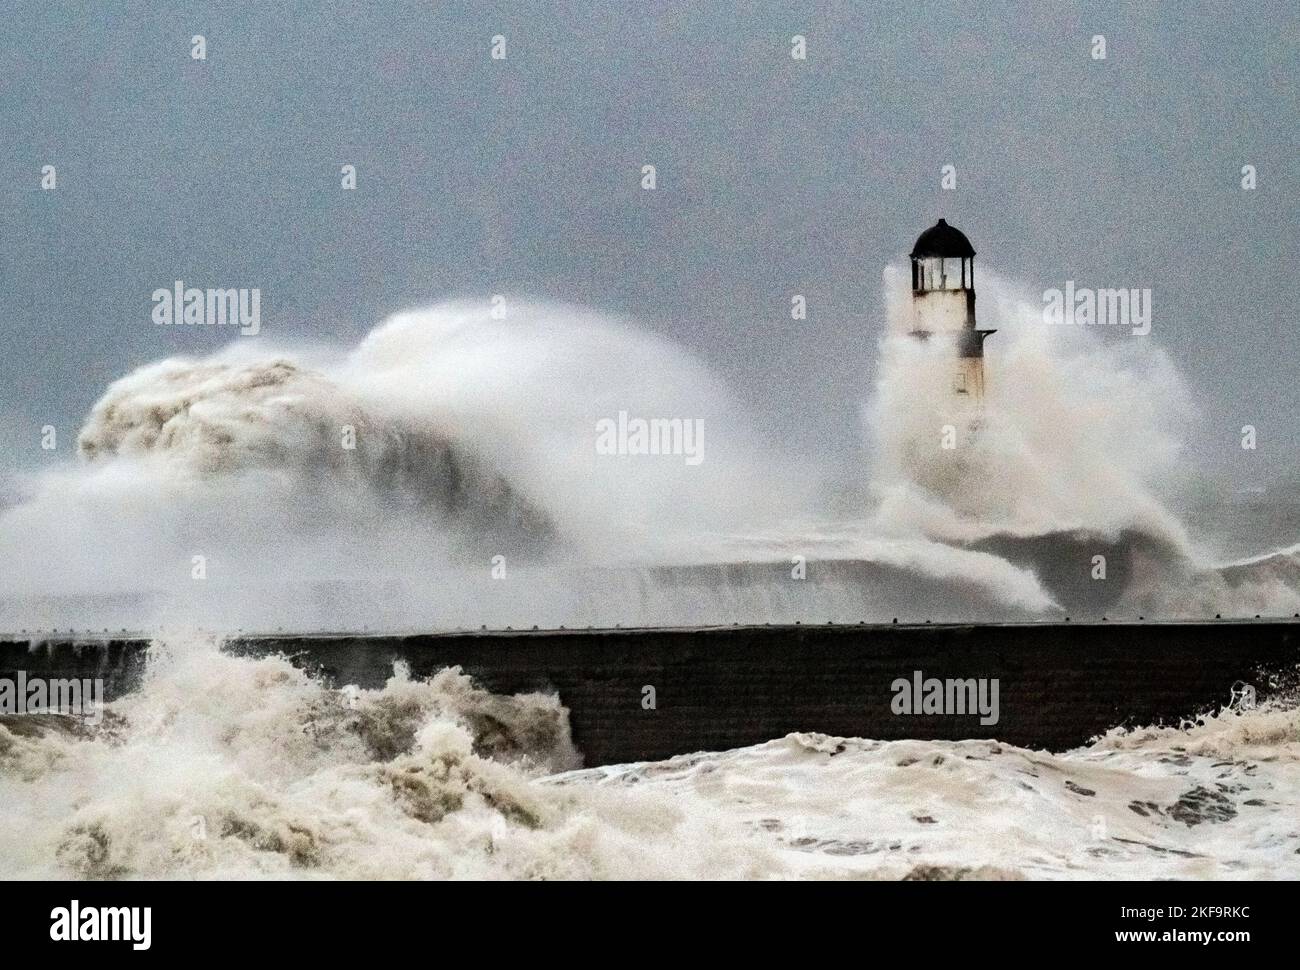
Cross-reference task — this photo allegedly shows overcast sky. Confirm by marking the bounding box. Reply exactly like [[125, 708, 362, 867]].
[[2, 0, 1296, 486]]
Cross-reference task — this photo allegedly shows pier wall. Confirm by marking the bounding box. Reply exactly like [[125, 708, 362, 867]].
[[3, 622, 1297, 764]]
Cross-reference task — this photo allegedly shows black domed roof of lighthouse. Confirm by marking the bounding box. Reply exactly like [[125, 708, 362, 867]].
[[910, 219, 976, 258]]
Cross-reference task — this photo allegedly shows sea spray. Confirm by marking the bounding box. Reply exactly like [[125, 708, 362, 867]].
[[1, 633, 1296, 880], [861, 267, 1300, 616], [867, 264, 1192, 544], [0, 293, 1296, 629]]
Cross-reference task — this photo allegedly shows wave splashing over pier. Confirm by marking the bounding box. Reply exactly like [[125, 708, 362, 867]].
[[0, 286, 1297, 629]]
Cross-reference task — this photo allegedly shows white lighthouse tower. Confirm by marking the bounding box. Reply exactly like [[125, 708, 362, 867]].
[[908, 219, 995, 403]]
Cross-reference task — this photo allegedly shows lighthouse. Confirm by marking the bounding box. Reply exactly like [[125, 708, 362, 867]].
[[908, 219, 995, 403]]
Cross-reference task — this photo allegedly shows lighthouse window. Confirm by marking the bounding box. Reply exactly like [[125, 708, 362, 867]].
[[954, 369, 968, 394], [915, 257, 971, 291]]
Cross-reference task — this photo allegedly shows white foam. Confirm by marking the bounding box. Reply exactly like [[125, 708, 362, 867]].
[[3, 634, 1295, 880], [0, 287, 1296, 628]]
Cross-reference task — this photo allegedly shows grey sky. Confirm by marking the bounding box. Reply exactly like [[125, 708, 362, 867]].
[[2, 0, 1296, 486]]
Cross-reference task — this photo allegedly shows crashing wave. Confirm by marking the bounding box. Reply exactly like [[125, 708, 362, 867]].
[[4, 635, 1295, 880], [76, 356, 554, 549]]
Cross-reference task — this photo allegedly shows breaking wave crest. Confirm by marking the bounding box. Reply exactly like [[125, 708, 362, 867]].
[[1, 634, 1296, 880], [77, 355, 554, 550], [0, 286, 1297, 630]]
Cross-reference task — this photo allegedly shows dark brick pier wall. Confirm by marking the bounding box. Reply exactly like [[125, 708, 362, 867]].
[[4, 622, 1298, 764]]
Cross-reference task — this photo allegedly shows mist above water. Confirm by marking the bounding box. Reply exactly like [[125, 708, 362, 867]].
[[0, 282, 1296, 632]]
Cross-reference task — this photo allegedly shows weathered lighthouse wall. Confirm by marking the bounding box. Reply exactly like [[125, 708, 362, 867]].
[[911, 288, 970, 332], [899, 343, 987, 405], [958, 353, 987, 400]]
